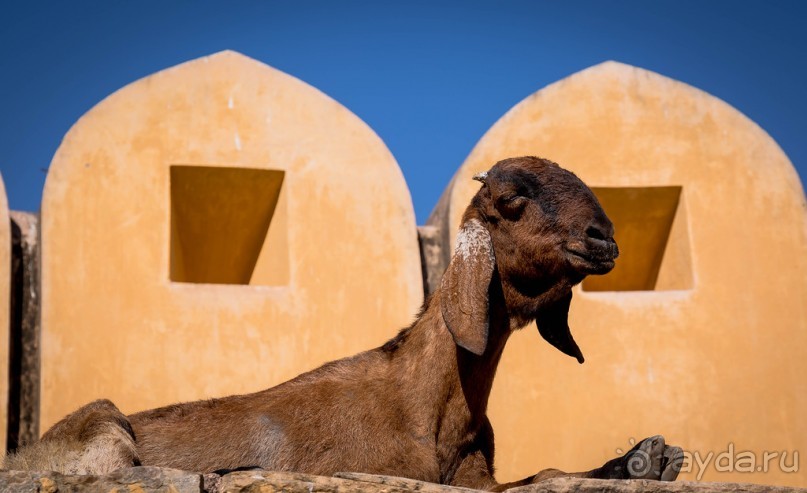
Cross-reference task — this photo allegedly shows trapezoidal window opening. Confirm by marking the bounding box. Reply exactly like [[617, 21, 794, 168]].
[[170, 165, 289, 286], [582, 186, 693, 292]]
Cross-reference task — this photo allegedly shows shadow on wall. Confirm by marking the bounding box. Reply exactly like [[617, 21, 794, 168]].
[[169, 165, 288, 286], [582, 186, 692, 292]]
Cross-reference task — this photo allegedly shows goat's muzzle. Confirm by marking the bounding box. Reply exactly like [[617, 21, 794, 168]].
[[564, 237, 619, 275]]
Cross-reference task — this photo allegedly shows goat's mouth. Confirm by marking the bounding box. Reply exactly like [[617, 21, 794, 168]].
[[564, 247, 617, 275]]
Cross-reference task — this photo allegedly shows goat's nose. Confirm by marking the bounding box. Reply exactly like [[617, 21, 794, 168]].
[[585, 223, 614, 244], [585, 221, 618, 259]]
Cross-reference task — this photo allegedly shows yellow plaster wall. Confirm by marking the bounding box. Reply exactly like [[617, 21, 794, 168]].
[[0, 175, 9, 455], [40, 51, 423, 430], [436, 62, 807, 486]]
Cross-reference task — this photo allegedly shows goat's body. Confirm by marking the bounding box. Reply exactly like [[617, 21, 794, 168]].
[[129, 295, 502, 485], [6, 157, 682, 489]]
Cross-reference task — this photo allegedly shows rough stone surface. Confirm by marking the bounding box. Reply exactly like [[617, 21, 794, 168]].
[[217, 470, 412, 493], [416, 225, 447, 296], [512, 477, 807, 493], [0, 468, 803, 493], [0, 466, 201, 492], [334, 472, 478, 492], [8, 211, 40, 452]]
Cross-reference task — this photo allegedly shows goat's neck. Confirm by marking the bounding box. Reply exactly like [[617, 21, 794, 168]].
[[390, 290, 513, 432]]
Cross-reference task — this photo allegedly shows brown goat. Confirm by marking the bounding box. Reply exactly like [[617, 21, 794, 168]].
[[5, 156, 682, 489]]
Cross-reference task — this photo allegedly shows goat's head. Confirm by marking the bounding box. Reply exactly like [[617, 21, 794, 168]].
[[440, 156, 618, 363]]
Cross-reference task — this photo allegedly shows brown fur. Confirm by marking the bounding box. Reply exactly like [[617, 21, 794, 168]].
[[4, 399, 139, 474], [5, 157, 682, 488]]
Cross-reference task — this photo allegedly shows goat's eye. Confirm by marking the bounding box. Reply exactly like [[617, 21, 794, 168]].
[[503, 194, 523, 203], [512, 195, 529, 204], [496, 194, 528, 218]]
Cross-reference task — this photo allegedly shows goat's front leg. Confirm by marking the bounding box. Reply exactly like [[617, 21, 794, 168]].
[[3, 399, 140, 475], [448, 418, 499, 491], [492, 435, 684, 491]]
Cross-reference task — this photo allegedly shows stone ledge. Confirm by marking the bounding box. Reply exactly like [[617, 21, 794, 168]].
[[509, 477, 806, 493], [0, 467, 803, 493], [0, 466, 201, 492]]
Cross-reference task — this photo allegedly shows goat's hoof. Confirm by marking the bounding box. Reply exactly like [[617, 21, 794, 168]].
[[622, 435, 684, 481]]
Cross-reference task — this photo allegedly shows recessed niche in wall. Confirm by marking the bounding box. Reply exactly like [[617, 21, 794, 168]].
[[582, 186, 692, 292], [170, 165, 289, 285]]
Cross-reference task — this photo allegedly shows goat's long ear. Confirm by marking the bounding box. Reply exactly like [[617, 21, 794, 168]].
[[440, 218, 495, 356], [535, 291, 585, 364]]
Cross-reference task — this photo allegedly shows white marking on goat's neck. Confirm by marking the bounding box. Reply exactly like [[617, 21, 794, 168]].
[[455, 218, 493, 262]]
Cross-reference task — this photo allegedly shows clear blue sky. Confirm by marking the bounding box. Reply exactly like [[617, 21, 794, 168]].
[[1, 1, 805, 223]]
